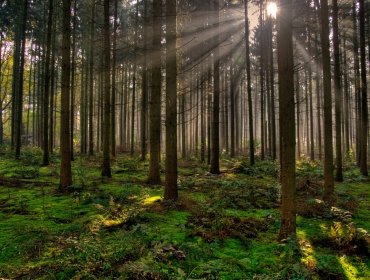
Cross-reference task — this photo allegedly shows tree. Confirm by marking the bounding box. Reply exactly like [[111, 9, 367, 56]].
[[320, 0, 335, 202], [164, 0, 178, 201], [101, 0, 112, 178], [244, 0, 255, 165], [88, 2, 95, 158], [210, 0, 220, 174], [277, 0, 296, 240], [333, 0, 343, 182], [359, 0, 368, 176], [60, 0, 72, 191], [148, 0, 162, 184], [111, 0, 118, 158], [43, 0, 54, 166], [12, 0, 28, 159]]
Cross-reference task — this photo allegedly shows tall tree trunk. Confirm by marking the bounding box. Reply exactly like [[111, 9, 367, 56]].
[[352, 1, 361, 166], [333, 0, 343, 181], [101, 0, 112, 177], [60, 0, 72, 190], [131, 4, 139, 157], [359, 0, 368, 176], [320, 0, 335, 202], [49, 16, 57, 153], [165, 0, 178, 201], [88, 3, 95, 158], [111, 0, 118, 158], [70, 0, 77, 161], [148, 0, 162, 184], [230, 65, 235, 157], [210, 0, 220, 174], [140, 0, 149, 161], [277, 0, 296, 240], [244, 0, 255, 165], [14, 0, 28, 159], [42, 0, 53, 166]]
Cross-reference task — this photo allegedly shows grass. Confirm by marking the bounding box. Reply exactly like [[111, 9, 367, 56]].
[[0, 149, 369, 279]]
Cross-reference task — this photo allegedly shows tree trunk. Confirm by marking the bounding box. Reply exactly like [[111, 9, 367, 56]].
[[210, 0, 220, 174], [244, 0, 255, 165], [140, 0, 149, 161], [111, 0, 118, 158], [101, 0, 112, 178], [333, 0, 343, 181], [42, 0, 53, 166], [165, 0, 178, 201], [320, 0, 335, 202], [148, 0, 162, 184], [88, 3, 95, 158], [359, 0, 368, 176], [277, 0, 296, 241], [60, 0, 72, 191]]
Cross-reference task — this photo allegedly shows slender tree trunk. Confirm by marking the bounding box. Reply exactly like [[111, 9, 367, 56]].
[[60, 0, 72, 191], [296, 72, 301, 157], [210, 0, 220, 174], [333, 0, 343, 181], [42, 0, 53, 165], [111, 0, 118, 157], [320, 0, 335, 202], [101, 0, 112, 178], [14, 0, 28, 159], [359, 0, 368, 176], [140, 0, 149, 161], [131, 4, 139, 157], [165, 0, 178, 201], [148, 0, 162, 184], [88, 3, 95, 158], [244, 0, 255, 165], [352, 1, 361, 166], [49, 17, 56, 153]]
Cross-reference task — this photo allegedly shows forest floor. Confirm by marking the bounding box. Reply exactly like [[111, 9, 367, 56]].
[[0, 147, 369, 280]]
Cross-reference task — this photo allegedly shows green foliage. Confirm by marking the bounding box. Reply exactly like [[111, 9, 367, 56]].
[[0, 152, 369, 279], [234, 159, 279, 178]]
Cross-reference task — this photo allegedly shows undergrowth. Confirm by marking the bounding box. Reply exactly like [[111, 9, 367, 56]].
[[0, 149, 368, 279]]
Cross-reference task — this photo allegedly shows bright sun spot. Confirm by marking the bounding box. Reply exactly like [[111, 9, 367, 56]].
[[267, 2, 278, 18]]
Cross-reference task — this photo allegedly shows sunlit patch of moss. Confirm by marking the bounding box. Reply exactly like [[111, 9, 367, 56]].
[[142, 195, 161, 205], [224, 208, 278, 219], [338, 255, 362, 280]]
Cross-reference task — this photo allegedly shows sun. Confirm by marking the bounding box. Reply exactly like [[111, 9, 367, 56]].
[[267, 2, 278, 18]]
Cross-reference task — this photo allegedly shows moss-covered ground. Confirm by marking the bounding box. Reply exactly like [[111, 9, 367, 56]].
[[0, 148, 369, 279]]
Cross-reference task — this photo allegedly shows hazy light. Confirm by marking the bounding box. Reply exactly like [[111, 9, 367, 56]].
[[267, 2, 278, 18]]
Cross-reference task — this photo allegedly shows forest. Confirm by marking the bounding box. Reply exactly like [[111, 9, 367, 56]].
[[0, 0, 369, 279]]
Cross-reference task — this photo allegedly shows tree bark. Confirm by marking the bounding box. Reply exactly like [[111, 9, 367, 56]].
[[333, 0, 343, 181], [60, 0, 72, 191], [320, 0, 335, 202], [148, 0, 162, 184], [359, 0, 368, 176], [101, 0, 112, 178], [165, 0, 178, 201], [210, 0, 220, 174]]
